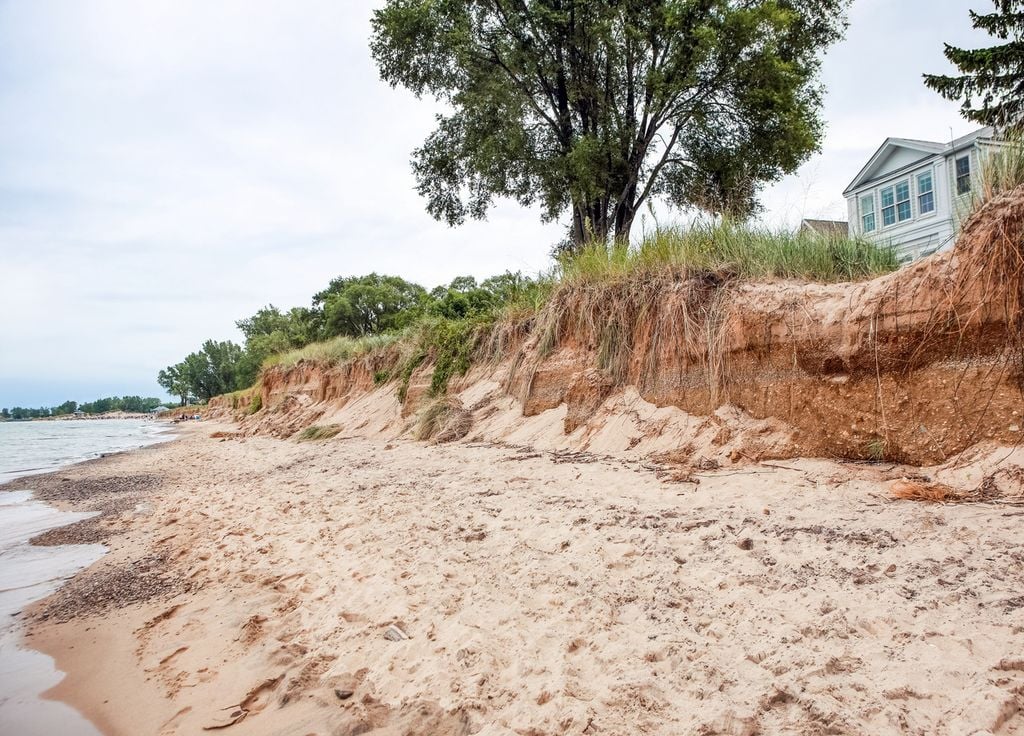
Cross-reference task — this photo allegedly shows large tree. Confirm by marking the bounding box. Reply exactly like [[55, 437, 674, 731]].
[[924, 1, 1024, 131], [371, 0, 850, 245], [235, 305, 317, 386], [158, 364, 191, 406], [313, 274, 428, 337]]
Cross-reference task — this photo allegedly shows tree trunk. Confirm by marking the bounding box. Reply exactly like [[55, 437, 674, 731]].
[[613, 188, 638, 243]]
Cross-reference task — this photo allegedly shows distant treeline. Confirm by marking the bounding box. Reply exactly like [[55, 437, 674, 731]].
[[1, 396, 166, 420], [158, 272, 541, 405]]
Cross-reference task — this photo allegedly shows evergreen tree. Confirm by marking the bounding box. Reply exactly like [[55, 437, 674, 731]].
[[924, 1, 1024, 130]]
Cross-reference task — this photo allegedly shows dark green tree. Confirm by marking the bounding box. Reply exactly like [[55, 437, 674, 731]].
[[371, 0, 849, 245], [313, 274, 428, 337], [184, 341, 245, 402], [51, 400, 78, 416], [158, 364, 191, 406], [924, 1, 1024, 130], [235, 305, 317, 387], [158, 341, 244, 403], [0, 408, 9, 420]]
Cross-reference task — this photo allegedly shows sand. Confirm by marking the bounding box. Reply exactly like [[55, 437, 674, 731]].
[[15, 421, 1024, 735]]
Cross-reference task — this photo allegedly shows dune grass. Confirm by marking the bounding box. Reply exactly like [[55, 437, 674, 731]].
[[557, 221, 899, 285], [296, 424, 343, 441], [974, 133, 1024, 212], [262, 333, 401, 371]]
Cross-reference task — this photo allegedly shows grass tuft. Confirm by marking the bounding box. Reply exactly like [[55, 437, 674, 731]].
[[415, 397, 471, 442], [296, 424, 342, 442]]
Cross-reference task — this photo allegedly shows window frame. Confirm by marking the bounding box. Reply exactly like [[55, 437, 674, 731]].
[[917, 170, 935, 215], [955, 155, 971, 195], [881, 185, 896, 226], [880, 178, 913, 227], [860, 193, 876, 233]]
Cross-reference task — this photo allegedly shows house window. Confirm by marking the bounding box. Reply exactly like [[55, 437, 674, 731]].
[[860, 194, 876, 233], [956, 155, 971, 194], [917, 171, 935, 214], [881, 180, 912, 226]]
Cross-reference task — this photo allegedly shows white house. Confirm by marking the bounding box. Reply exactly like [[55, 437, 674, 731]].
[[844, 126, 999, 263]]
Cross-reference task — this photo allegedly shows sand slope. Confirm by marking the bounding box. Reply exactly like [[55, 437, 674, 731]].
[[16, 423, 1024, 735]]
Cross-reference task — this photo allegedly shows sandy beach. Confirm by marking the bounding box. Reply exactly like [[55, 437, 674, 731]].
[[6, 420, 1021, 735]]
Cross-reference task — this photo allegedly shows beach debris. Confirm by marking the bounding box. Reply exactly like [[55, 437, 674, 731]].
[[335, 688, 355, 700], [203, 709, 247, 730], [384, 624, 410, 641], [737, 538, 754, 551], [203, 675, 284, 731]]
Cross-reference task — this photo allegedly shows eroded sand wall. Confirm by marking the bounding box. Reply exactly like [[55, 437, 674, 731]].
[[211, 189, 1024, 465]]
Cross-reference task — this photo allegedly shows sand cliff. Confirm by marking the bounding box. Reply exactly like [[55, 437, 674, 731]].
[[213, 188, 1024, 469]]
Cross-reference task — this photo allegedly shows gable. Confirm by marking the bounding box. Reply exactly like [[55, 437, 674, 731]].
[[844, 138, 944, 195]]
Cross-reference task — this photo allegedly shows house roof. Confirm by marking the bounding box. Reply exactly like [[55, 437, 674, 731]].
[[800, 219, 849, 238], [843, 126, 995, 196]]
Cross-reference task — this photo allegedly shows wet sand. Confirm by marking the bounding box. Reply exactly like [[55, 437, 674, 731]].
[[0, 491, 104, 735], [18, 422, 1024, 735]]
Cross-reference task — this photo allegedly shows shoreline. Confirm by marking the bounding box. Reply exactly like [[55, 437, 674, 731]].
[[0, 425, 184, 735], [15, 422, 1024, 734], [2, 413, 168, 423]]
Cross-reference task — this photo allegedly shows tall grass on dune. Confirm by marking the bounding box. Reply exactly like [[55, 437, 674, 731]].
[[262, 333, 401, 371], [557, 221, 899, 285], [974, 133, 1024, 212]]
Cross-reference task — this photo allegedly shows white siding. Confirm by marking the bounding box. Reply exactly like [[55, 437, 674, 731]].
[[846, 151, 964, 262], [874, 146, 933, 175]]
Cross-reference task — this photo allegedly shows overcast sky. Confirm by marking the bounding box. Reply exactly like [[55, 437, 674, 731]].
[[0, 0, 990, 407]]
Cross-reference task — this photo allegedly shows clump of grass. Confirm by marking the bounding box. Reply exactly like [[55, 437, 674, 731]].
[[263, 333, 401, 370], [558, 221, 898, 285], [865, 436, 886, 462], [247, 393, 262, 414], [296, 424, 342, 441], [396, 347, 427, 404], [973, 133, 1024, 212], [415, 397, 471, 442], [373, 370, 391, 385]]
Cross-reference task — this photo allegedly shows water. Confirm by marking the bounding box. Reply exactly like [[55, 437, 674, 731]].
[[0, 419, 173, 484], [0, 419, 174, 735]]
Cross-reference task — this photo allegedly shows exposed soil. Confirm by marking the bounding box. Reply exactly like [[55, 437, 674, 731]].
[[212, 187, 1024, 466]]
